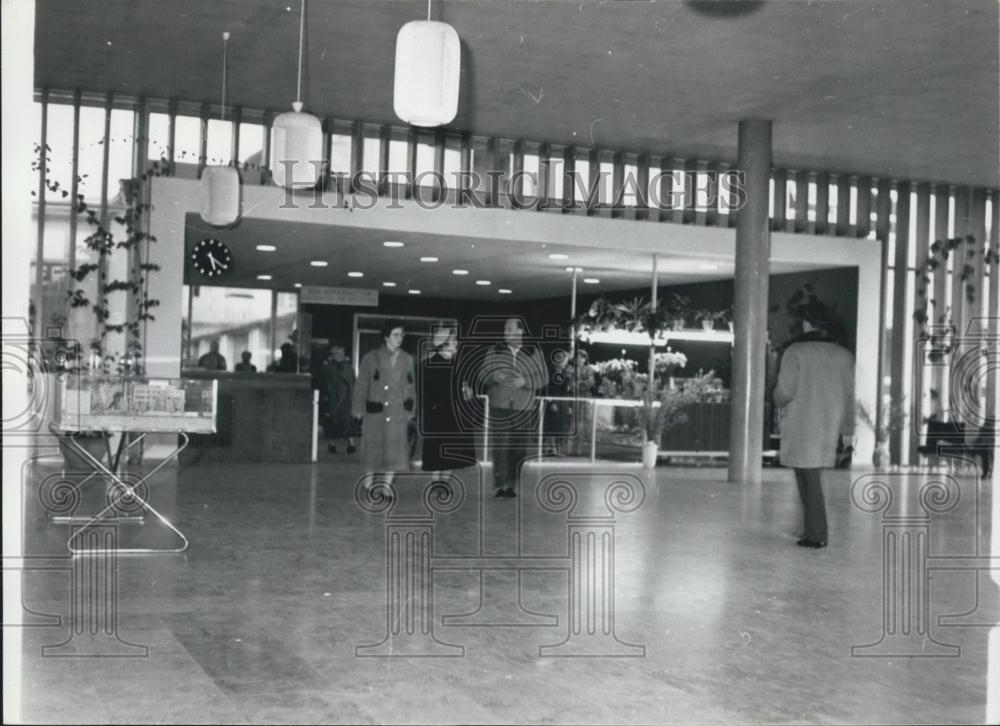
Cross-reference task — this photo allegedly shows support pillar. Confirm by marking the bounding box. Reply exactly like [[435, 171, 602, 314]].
[[728, 120, 772, 484]]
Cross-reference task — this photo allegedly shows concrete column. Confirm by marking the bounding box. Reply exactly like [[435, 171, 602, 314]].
[[728, 120, 772, 485]]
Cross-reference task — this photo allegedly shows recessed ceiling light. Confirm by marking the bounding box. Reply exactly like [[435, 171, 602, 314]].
[[383, 241, 405, 248], [498, 288, 513, 294], [382, 281, 397, 287], [476, 280, 492, 286], [347, 271, 364, 278], [256, 244, 277, 252], [565, 266, 584, 273], [699, 263, 720, 270], [583, 278, 600, 284], [452, 269, 469, 275], [548, 253, 569, 260], [408, 289, 422, 295], [420, 256, 439, 263], [310, 260, 328, 267], [256, 274, 273, 281], [293, 283, 302, 288]]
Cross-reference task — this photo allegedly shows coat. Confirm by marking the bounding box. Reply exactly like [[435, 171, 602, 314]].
[[420, 352, 476, 471], [322, 359, 355, 438], [352, 346, 416, 472], [480, 343, 549, 411], [773, 334, 855, 468]]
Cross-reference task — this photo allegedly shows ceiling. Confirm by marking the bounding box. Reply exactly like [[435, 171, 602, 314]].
[[35, 0, 999, 188], [183, 213, 831, 300]]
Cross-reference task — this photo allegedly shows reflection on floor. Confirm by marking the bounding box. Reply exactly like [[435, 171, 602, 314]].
[[11, 453, 998, 724]]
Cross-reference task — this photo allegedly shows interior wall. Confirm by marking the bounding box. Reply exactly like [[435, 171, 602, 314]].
[[146, 179, 881, 461]]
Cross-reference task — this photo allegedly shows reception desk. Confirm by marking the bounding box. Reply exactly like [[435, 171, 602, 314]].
[[179, 371, 314, 463]]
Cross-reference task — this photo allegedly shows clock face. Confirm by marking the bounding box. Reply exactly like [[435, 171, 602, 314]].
[[191, 238, 232, 279]]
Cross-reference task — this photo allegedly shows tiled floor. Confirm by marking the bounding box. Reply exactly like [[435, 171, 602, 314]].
[[8, 452, 998, 724]]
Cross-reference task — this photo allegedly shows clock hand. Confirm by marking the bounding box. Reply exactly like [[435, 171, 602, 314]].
[[207, 252, 220, 270]]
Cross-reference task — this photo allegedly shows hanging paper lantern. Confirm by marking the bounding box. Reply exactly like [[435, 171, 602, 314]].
[[200, 165, 241, 226], [270, 102, 324, 188], [393, 20, 461, 127]]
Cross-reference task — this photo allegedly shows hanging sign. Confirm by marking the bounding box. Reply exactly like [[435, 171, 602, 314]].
[[299, 285, 379, 307]]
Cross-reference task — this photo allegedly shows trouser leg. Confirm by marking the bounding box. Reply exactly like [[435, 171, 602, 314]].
[[795, 467, 827, 542]]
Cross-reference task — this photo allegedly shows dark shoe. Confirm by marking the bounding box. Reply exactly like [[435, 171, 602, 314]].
[[504, 488, 516, 498], [495, 489, 507, 498], [328, 444, 337, 453], [796, 538, 827, 549], [347, 446, 357, 454]]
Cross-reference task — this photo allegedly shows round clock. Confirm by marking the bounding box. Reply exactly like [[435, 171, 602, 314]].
[[191, 238, 232, 279]]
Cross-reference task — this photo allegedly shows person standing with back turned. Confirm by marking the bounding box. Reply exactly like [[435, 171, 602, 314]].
[[773, 299, 855, 549]]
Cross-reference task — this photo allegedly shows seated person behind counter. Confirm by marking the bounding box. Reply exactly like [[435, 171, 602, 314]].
[[234, 351, 257, 373], [198, 341, 227, 371]]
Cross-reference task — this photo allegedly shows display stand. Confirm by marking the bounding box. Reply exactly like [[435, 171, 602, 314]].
[[51, 375, 217, 555]]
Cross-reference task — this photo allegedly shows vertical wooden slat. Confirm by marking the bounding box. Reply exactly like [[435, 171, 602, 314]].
[[873, 178, 893, 442], [855, 176, 872, 238], [198, 101, 209, 174], [349, 120, 364, 194], [562, 146, 576, 211], [670, 158, 685, 225], [129, 98, 149, 355], [658, 157, 674, 223], [34, 90, 49, 336], [815, 172, 830, 235], [230, 106, 241, 165], [704, 161, 719, 227], [318, 118, 332, 192], [586, 148, 601, 215], [771, 169, 787, 232], [536, 143, 550, 211], [405, 128, 417, 200], [683, 159, 697, 224], [67, 91, 81, 298], [609, 151, 624, 219], [930, 187, 951, 417], [485, 137, 501, 207], [835, 174, 851, 237], [793, 170, 809, 233], [950, 186, 971, 335], [167, 99, 178, 176], [909, 183, 931, 464], [377, 124, 390, 197], [459, 132, 472, 206], [986, 192, 1000, 427], [510, 139, 524, 207], [969, 188, 988, 325], [261, 109, 273, 185], [635, 153, 650, 221], [889, 182, 911, 464]]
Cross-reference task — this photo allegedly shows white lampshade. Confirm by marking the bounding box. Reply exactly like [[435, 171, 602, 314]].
[[393, 20, 461, 127], [200, 165, 241, 226], [269, 103, 324, 188]]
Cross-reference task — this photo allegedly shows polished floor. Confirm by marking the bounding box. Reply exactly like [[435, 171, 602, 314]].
[[9, 448, 998, 724]]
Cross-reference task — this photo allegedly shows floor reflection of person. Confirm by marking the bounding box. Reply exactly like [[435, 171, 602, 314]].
[[420, 326, 475, 477], [480, 318, 549, 498], [773, 299, 855, 550], [352, 320, 415, 496], [198, 341, 227, 371], [322, 343, 356, 455]]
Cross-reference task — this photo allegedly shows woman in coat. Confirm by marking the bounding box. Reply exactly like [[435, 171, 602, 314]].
[[420, 326, 476, 474], [322, 343, 356, 454], [773, 299, 855, 549], [352, 320, 416, 493]]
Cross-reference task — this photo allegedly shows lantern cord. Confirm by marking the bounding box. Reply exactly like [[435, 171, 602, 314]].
[[296, 0, 306, 105], [220, 32, 230, 122], [427, 0, 432, 21]]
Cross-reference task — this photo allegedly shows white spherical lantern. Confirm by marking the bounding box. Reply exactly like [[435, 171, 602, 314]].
[[200, 165, 241, 226], [270, 102, 324, 188], [393, 20, 461, 127]]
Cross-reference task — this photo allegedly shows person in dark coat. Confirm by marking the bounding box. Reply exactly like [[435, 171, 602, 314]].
[[773, 299, 855, 549], [322, 343, 356, 454], [352, 320, 416, 494], [543, 348, 571, 455], [420, 326, 476, 474]]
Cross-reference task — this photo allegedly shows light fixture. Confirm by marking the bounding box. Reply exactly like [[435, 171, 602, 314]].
[[257, 274, 273, 281], [565, 266, 583, 273], [420, 256, 439, 262], [583, 278, 600, 284], [200, 32, 241, 226], [699, 263, 720, 270], [270, 0, 324, 188], [408, 289, 422, 295], [294, 283, 303, 288], [348, 271, 364, 278], [476, 280, 491, 286], [382, 281, 397, 287], [548, 253, 569, 260], [452, 269, 469, 275], [498, 288, 513, 294], [310, 260, 328, 267], [256, 244, 277, 252], [383, 241, 405, 248], [393, 0, 461, 127]]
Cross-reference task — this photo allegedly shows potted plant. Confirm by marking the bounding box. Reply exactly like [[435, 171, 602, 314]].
[[693, 308, 716, 331], [857, 399, 907, 469], [640, 371, 716, 468]]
